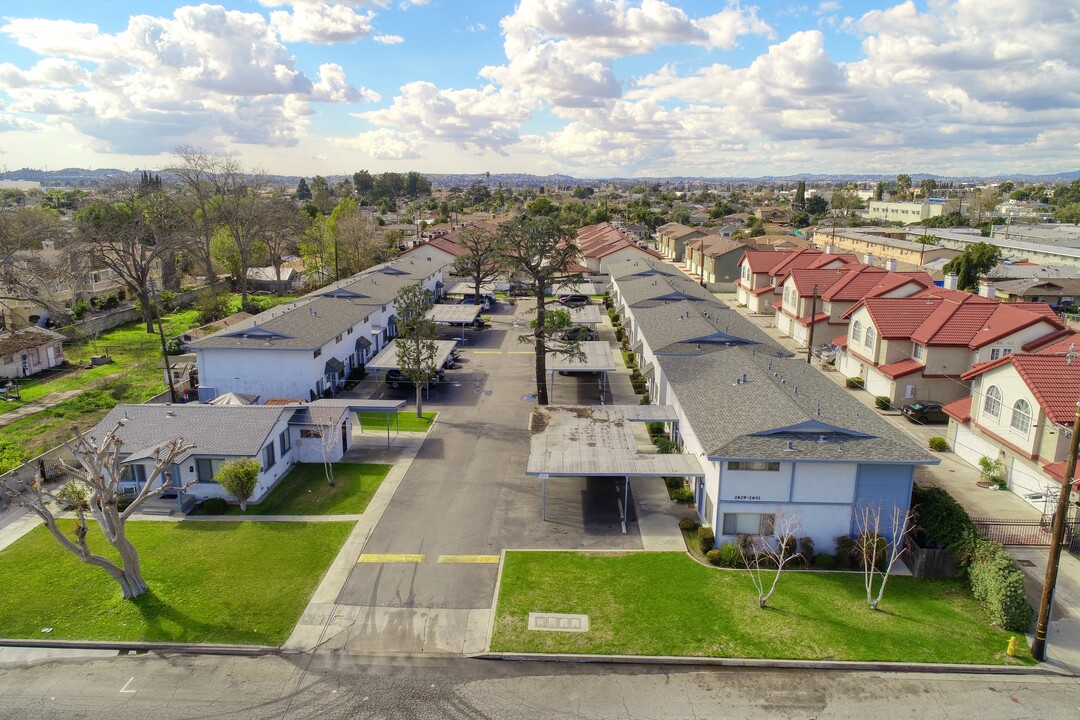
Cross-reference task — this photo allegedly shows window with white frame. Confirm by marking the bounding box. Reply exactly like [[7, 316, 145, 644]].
[[912, 342, 924, 361], [263, 443, 276, 469], [1010, 398, 1032, 436], [989, 347, 1013, 361], [722, 512, 776, 536], [851, 320, 862, 343], [983, 385, 1002, 418], [279, 429, 291, 455], [864, 326, 876, 349]]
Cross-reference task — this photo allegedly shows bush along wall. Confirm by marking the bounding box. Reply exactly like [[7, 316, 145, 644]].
[[911, 485, 1034, 632]]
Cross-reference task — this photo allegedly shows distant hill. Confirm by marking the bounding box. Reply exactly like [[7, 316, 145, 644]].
[[3, 167, 1078, 189]]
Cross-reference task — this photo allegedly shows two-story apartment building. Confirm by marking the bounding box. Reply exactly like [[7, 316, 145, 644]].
[[735, 248, 852, 315], [609, 260, 936, 552], [656, 223, 713, 262], [193, 256, 445, 402], [684, 236, 750, 285], [943, 333, 1080, 506], [773, 266, 933, 347], [835, 289, 1069, 405], [864, 200, 947, 224]]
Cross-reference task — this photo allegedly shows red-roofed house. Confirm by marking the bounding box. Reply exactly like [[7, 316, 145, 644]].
[[735, 248, 849, 315], [835, 290, 1068, 405], [575, 222, 663, 275], [943, 335, 1080, 506]]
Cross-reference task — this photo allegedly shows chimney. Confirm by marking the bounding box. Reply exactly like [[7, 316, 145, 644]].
[[885, 259, 898, 272], [863, 253, 875, 267], [978, 279, 995, 299], [944, 273, 959, 291]]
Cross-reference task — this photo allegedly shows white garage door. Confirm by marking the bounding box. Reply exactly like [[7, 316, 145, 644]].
[[1008, 458, 1052, 507], [952, 423, 1001, 470], [865, 367, 893, 399]]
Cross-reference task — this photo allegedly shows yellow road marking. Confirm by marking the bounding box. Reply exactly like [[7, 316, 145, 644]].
[[357, 553, 425, 563], [437, 554, 501, 564]]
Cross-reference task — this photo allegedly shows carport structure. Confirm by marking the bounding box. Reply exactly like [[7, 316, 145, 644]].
[[527, 404, 704, 531], [367, 339, 459, 397], [427, 304, 482, 342], [565, 304, 604, 327], [546, 341, 617, 402]]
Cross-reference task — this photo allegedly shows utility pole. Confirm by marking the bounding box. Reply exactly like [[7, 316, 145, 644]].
[[153, 297, 178, 404], [699, 235, 706, 288], [1031, 401, 1080, 661], [805, 284, 819, 364]]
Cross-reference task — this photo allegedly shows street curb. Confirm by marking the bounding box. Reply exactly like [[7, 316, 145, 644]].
[[0, 638, 287, 657], [474, 651, 1065, 676]]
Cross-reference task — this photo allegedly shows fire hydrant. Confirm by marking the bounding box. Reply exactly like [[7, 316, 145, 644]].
[[1007, 636, 1017, 657]]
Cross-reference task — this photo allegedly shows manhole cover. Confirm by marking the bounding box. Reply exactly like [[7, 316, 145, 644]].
[[528, 612, 589, 633], [522, 394, 536, 401], [1017, 559, 1036, 567]]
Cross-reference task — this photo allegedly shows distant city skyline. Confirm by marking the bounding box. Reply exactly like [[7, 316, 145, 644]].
[[0, 1, 1076, 178]]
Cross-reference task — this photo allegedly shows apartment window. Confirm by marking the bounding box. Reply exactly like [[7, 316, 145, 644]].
[[300, 427, 324, 438], [279, 430, 291, 455], [263, 443, 276, 469], [983, 385, 1002, 418], [336, 334, 343, 343], [851, 320, 862, 344], [313, 348, 322, 358], [864, 326, 876, 349], [912, 343, 924, 361], [722, 512, 776, 536], [989, 347, 1013, 361], [347, 326, 353, 335], [727, 461, 780, 472], [1010, 399, 1032, 436]]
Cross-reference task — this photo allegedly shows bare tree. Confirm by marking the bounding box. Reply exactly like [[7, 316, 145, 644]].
[[259, 195, 304, 294], [169, 146, 238, 288], [450, 223, 504, 306], [212, 169, 274, 306], [0, 204, 68, 326], [854, 503, 913, 611], [0, 422, 195, 599], [75, 181, 187, 333], [737, 512, 801, 608], [395, 282, 439, 418], [499, 215, 585, 405]]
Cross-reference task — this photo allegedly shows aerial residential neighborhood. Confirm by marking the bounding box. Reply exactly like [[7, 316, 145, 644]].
[[2, 1, 1080, 718]]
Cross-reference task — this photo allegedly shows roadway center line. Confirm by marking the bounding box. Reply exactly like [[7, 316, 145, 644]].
[[436, 554, 500, 564], [356, 553, 425, 563]]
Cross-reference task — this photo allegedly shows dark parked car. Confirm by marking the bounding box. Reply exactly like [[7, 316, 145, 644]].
[[560, 325, 597, 342], [384, 368, 446, 389], [557, 294, 589, 309], [900, 401, 948, 424]]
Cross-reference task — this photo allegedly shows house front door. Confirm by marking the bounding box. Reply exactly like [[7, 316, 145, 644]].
[[46, 346, 55, 368]]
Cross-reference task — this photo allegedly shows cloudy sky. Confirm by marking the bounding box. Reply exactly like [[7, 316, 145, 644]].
[[0, 1, 1077, 178]]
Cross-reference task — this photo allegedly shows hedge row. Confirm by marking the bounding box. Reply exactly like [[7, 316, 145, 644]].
[[911, 485, 1034, 631]]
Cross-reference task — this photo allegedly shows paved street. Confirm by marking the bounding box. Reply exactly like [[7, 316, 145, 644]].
[[1, 653, 1078, 720]]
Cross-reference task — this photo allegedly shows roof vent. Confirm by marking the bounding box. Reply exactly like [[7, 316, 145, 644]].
[[818, 434, 826, 443], [794, 386, 799, 395], [742, 373, 748, 383], [785, 441, 796, 452], [816, 401, 822, 417]]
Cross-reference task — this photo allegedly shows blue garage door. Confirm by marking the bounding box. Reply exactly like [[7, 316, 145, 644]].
[[851, 464, 914, 535]]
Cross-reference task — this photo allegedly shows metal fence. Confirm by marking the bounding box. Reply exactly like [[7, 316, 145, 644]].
[[972, 508, 1080, 552]]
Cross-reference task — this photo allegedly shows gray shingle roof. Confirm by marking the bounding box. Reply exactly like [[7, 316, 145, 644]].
[[619, 264, 936, 465], [94, 404, 291, 465], [191, 256, 444, 351], [617, 272, 715, 307]]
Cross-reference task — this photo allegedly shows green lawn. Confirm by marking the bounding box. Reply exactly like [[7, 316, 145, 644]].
[[206, 463, 391, 516], [491, 551, 1033, 665], [357, 411, 437, 432], [0, 520, 352, 644]]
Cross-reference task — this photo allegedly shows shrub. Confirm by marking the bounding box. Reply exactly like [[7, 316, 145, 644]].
[[116, 495, 132, 512], [664, 476, 683, 489], [798, 536, 815, 565], [813, 553, 837, 570], [875, 395, 892, 410], [856, 531, 888, 566], [978, 456, 1004, 485], [928, 436, 949, 452], [845, 377, 864, 389], [654, 437, 677, 454], [670, 487, 693, 502], [639, 392, 651, 405], [614, 327, 626, 342], [697, 526, 715, 553], [70, 299, 89, 322], [647, 421, 665, 437], [678, 517, 699, 531], [717, 542, 742, 568], [834, 535, 857, 568], [968, 539, 1035, 631], [158, 290, 176, 312], [196, 289, 232, 324], [706, 549, 724, 566], [200, 497, 229, 515]]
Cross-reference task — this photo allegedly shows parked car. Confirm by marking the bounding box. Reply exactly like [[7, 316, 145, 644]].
[[557, 294, 589, 308], [384, 368, 446, 389], [900, 401, 948, 424], [560, 325, 597, 342], [458, 296, 493, 311], [812, 343, 839, 364]]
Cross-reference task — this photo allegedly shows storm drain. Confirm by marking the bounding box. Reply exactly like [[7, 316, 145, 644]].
[[528, 612, 590, 633]]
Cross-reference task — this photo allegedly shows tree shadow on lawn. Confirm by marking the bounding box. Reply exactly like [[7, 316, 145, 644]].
[[131, 588, 231, 643]]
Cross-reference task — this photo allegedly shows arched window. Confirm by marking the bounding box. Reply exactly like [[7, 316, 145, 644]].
[[851, 320, 863, 343], [864, 326, 876, 349], [983, 385, 1002, 418], [1010, 399, 1032, 435]]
